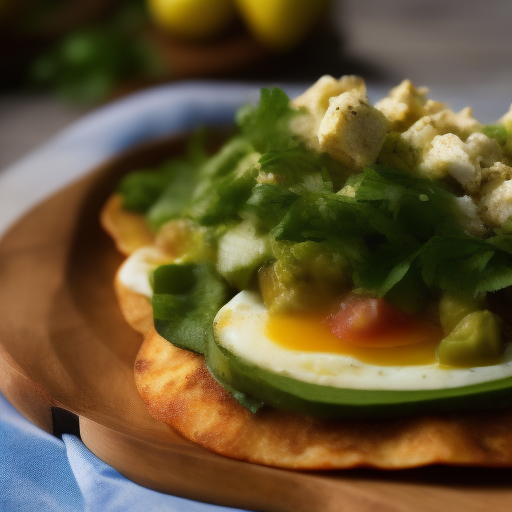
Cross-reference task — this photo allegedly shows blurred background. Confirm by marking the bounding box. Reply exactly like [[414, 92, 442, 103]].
[[1, 0, 512, 170]]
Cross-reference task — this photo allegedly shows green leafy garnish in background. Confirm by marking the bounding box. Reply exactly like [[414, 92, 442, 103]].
[[29, 0, 164, 103]]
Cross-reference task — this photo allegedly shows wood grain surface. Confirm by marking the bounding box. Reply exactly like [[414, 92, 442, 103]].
[[1, 135, 512, 512]]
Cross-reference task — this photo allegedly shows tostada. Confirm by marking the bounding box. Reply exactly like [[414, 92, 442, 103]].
[[101, 76, 512, 469]]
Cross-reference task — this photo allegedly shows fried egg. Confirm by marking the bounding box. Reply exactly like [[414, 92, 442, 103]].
[[213, 291, 512, 391]]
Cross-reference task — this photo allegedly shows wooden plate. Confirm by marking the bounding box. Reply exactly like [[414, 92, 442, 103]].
[[1, 135, 512, 512]]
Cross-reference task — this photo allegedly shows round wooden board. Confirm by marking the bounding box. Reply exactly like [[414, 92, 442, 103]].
[[1, 134, 512, 512]]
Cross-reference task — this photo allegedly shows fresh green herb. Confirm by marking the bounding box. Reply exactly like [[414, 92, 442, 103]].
[[152, 262, 262, 411], [145, 161, 202, 231], [354, 164, 459, 239], [236, 88, 301, 153], [419, 234, 512, 298], [267, 164, 512, 301], [243, 183, 299, 232], [258, 147, 343, 187], [152, 262, 231, 354], [29, 0, 164, 103], [118, 131, 208, 229], [188, 155, 259, 226], [118, 166, 178, 213]]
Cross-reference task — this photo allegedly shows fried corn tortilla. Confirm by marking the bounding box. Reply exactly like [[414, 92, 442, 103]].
[[103, 195, 512, 469]]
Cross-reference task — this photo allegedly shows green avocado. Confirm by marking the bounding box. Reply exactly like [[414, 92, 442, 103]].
[[258, 240, 350, 313], [438, 292, 483, 334], [437, 310, 503, 367], [207, 331, 512, 418]]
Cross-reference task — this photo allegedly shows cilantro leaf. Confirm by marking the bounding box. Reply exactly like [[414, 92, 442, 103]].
[[152, 262, 262, 411], [419, 234, 512, 297], [152, 262, 231, 354], [355, 165, 459, 240], [145, 160, 200, 230], [236, 88, 300, 153], [243, 183, 299, 232], [117, 165, 178, 213], [271, 165, 512, 300], [118, 130, 207, 217]]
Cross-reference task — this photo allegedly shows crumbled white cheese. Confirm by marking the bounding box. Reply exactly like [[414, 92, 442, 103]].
[[318, 90, 389, 169], [481, 161, 512, 184], [403, 108, 481, 151], [401, 115, 440, 153], [291, 75, 366, 150], [375, 79, 444, 131], [395, 108, 483, 182], [419, 134, 480, 192], [465, 132, 503, 168], [292, 75, 366, 118], [479, 178, 512, 227], [455, 195, 488, 237]]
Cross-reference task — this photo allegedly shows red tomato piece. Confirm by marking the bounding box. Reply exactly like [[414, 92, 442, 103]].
[[328, 295, 437, 347]]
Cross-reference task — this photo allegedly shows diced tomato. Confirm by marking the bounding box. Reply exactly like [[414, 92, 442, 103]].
[[328, 294, 437, 347]]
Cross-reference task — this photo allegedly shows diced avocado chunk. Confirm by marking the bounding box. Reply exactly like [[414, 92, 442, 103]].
[[437, 310, 502, 367], [259, 240, 349, 313], [439, 292, 483, 334], [216, 221, 271, 290]]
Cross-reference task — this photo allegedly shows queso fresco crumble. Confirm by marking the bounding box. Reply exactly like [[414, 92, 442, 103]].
[[292, 76, 512, 232]]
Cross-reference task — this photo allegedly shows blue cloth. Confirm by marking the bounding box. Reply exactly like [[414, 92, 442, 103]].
[[0, 391, 242, 512]]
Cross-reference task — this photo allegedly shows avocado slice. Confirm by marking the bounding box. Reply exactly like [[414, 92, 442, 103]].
[[207, 332, 512, 418]]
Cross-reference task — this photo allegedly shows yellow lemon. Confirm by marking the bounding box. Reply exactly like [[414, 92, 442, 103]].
[[234, 0, 331, 50], [147, 0, 235, 40]]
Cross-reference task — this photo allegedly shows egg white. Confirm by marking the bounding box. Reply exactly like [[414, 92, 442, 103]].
[[118, 246, 169, 297], [214, 291, 512, 391]]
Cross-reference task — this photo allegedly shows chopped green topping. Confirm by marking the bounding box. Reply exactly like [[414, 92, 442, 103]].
[[236, 87, 300, 153], [116, 84, 512, 415], [439, 292, 483, 334], [437, 311, 502, 367]]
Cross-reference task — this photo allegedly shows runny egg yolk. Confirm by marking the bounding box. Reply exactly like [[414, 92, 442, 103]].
[[266, 297, 441, 366]]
